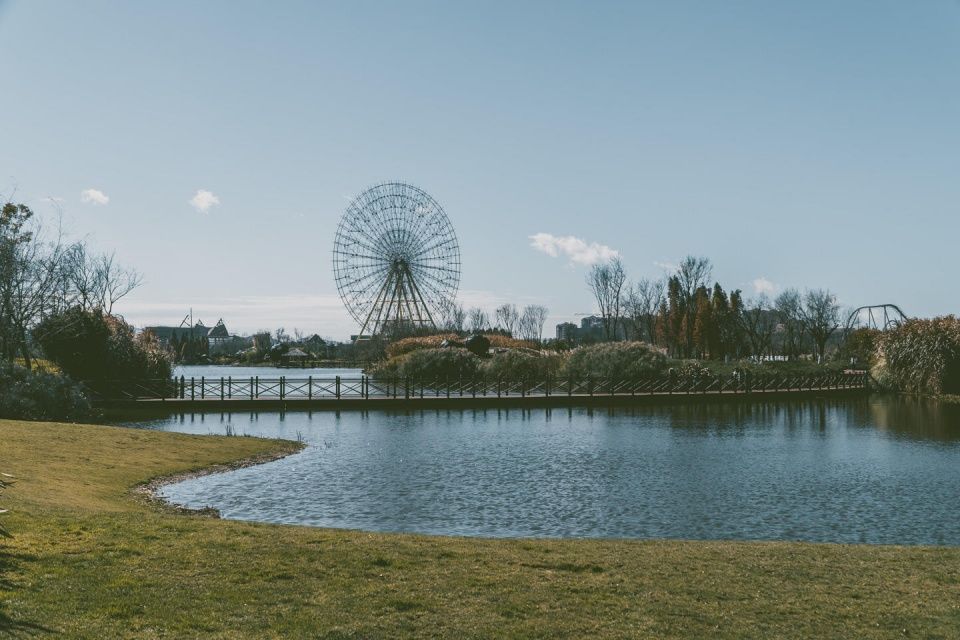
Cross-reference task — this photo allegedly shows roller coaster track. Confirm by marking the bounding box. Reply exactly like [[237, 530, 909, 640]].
[[844, 304, 908, 332]]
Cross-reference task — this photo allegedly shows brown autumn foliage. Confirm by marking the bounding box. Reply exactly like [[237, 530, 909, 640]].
[[878, 316, 960, 395], [385, 333, 538, 359]]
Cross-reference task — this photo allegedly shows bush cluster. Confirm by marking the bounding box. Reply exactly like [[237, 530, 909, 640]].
[[482, 350, 565, 381], [370, 347, 481, 380], [877, 316, 960, 395], [33, 307, 171, 382], [385, 333, 538, 359], [564, 342, 668, 379], [370, 341, 668, 382], [0, 361, 94, 421]]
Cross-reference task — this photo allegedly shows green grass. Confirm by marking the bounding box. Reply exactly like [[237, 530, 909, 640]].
[[1, 419, 959, 638]]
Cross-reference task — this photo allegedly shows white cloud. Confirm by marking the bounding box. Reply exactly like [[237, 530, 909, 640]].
[[653, 260, 679, 272], [529, 233, 618, 266], [189, 189, 220, 213], [752, 277, 778, 295], [80, 188, 109, 205]]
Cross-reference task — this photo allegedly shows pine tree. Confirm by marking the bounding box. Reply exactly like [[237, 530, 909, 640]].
[[692, 287, 712, 359], [710, 283, 729, 360]]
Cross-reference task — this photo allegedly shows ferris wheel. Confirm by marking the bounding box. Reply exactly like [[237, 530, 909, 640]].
[[333, 182, 460, 336]]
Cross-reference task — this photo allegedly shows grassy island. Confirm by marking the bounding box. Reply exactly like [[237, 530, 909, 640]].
[[1, 419, 958, 638]]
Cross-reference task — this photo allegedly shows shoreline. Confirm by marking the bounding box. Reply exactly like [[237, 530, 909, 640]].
[[133, 437, 306, 516], [6, 418, 960, 637]]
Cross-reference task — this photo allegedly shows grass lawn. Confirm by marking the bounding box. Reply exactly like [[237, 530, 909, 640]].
[[1, 420, 958, 638]]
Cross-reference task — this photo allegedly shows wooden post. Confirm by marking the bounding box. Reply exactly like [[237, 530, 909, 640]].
[[201, 376, 205, 399], [404, 377, 410, 400], [336, 375, 341, 400], [255, 376, 259, 399], [446, 377, 450, 399], [190, 377, 195, 401], [180, 375, 185, 399], [280, 376, 285, 400], [220, 377, 224, 401], [308, 375, 312, 401], [228, 376, 232, 399], [249, 376, 254, 400]]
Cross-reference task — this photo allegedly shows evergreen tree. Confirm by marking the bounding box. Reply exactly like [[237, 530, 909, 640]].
[[710, 283, 729, 360]]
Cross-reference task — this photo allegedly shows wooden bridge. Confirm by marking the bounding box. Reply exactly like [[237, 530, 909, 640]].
[[91, 372, 870, 414]]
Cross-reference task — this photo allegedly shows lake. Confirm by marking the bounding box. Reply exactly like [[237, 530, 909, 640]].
[[127, 385, 960, 545], [173, 365, 361, 379]]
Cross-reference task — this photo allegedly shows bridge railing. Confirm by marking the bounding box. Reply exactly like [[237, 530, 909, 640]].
[[86, 372, 869, 402]]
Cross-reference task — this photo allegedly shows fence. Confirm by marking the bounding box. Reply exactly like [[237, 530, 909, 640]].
[[88, 372, 869, 402]]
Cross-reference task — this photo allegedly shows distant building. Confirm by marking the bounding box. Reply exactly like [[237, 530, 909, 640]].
[[555, 322, 578, 342], [282, 347, 309, 364], [145, 318, 233, 347], [553, 315, 628, 344], [144, 322, 210, 346], [206, 319, 231, 345]]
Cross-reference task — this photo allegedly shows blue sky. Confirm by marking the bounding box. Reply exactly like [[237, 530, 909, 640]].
[[1, 1, 957, 339]]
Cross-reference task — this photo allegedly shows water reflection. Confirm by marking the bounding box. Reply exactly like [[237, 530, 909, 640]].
[[130, 396, 960, 545]]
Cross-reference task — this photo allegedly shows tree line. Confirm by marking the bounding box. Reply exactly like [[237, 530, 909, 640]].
[[0, 201, 141, 368], [441, 303, 549, 342], [587, 256, 843, 362]]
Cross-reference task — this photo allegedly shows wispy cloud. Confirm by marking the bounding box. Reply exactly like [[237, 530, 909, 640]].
[[80, 188, 109, 205], [529, 233, 618, 266], [653, 260, 678, 272], [189, 189, 220, 213], [752, 277, 778, 295]]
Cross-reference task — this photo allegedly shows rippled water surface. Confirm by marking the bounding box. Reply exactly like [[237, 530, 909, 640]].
[[129, 396, 960, 544]]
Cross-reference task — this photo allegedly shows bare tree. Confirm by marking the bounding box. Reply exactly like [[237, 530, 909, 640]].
[[95, 252, 142, 314], [677, 256, 712, 303], [676, 256, 712, 350], [801, 289, 840, 363], [274, 327, 288, 343], [494, 303, 520, 336], [739, 295, 777, 360], [51, 241, 142, 315], [623, 277, 665, 342], [519, 305, 549, 343], [586, 257, 626, 341], [0, 203, 70, 367], [443, 303, 467, 333], [467, 307, 489, 333], [774, 289, 805, 359]]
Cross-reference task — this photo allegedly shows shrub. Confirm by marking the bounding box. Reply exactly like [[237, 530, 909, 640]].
[[385, 334, 459, 359], [485, 335, 539, 350], [384, 333, 537, 359], [563, 342, 668, 380], [878, 316, 960, 396], [837, 328, 881, 369], [480, 350, 566, 381], [33, 307, 171, 382], [370, 348, 481, 381], [0, 361, 94, 421]]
